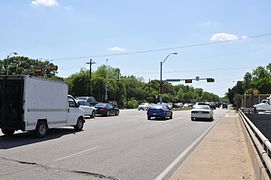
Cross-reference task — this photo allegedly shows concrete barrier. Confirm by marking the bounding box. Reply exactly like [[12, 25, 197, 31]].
[[239, 114, 269, 180], [245, 114, 271, 140]]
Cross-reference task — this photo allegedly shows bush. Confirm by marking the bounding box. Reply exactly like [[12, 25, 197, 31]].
[[127, 98, 139, 109]]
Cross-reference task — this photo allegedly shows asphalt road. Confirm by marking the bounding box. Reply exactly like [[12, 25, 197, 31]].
[[0, 108, 228, 180]]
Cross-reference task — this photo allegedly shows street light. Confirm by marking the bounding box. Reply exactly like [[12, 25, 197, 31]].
[[159, 52, 178, 103], [6, 52, 18, 75], [86, 59, 95, 95]]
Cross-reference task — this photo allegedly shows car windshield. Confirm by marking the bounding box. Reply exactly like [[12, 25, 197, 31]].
[[150, 104, 164, 109], [95, 103, 107, 108], [194, 105, 210, 110]]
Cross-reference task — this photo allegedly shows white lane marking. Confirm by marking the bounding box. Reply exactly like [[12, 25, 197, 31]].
[[155, 120, 219, 180], [52, 146, 101, 163]]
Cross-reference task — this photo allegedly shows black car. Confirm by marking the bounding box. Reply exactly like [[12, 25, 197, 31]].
[[222, 103, 228, 109], [95, 103, 119, 116]]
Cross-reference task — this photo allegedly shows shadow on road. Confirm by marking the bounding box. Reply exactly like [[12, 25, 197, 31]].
[[0, 128, 80, 149]]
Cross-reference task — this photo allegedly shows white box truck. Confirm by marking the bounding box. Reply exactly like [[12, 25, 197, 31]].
[[0, 75, 85, 137]]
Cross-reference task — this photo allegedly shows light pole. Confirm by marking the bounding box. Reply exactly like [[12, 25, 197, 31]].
[[86, 59, 95, 95], [159, 52, 178, 103], [6, 52, 18, 75]]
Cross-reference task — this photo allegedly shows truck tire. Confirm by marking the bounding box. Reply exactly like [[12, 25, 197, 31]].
[[74, 117, 84, 131], [1, 128, 15, 136], [35, 121, 48, 138]]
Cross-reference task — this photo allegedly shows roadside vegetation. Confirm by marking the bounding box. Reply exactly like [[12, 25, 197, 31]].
[[227, 63, 271, 108], [1, 56, 221, 108]]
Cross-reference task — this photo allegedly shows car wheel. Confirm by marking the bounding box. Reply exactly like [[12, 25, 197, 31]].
[[91, 111, 96, 118], [106, 111, 110, 117], [1, 128, 15, 136], [115, 111, 119, 116], [74, 117, 84, 131], [35, 121, 48, 138], [147, 116, 151, 120], [191, 117, 195, 121]]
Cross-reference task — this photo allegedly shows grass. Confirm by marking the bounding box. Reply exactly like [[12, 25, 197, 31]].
[[173, 107, 193, 111]]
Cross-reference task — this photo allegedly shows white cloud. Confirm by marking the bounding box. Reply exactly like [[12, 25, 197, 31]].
[[240, 35, 248, 40], [210, 33, 239, 41], [107, 47, 126, 53], [31, 0, 58, 7]]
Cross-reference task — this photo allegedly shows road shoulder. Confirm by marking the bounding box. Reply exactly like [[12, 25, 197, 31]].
[[169, 110, 255, 180]]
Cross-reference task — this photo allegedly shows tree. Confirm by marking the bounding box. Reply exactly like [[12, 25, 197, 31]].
[[0, 56, 58, 77], [227, 81, 244, 104]]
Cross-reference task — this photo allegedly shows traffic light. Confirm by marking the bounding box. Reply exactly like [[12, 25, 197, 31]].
[[49, 65, 58, 71], [34, 68, 43, 76], [185, 79, 192, 83], [207, 78, 215, 83]]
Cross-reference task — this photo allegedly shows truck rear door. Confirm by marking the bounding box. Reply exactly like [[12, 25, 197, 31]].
[[0, 76, 25, 130]]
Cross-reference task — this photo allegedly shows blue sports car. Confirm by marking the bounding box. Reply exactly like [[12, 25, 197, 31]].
[[147, 104, 173, 120]]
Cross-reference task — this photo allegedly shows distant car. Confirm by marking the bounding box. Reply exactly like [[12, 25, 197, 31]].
[[147, 104, 173, 120], [191, 105, 214, 121], [222, 103, 228, 109], [138, 103, 150, 111], [95, 103, 119, 116], [76, 96, 98, 106], [77, 100, 96, 118], [174, 103, 183, 108]]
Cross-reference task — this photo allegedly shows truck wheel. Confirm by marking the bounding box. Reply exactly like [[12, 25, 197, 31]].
[[35, 121, 48, 138], [1, 128, 15, 136], [74, 117, 84, 131], [91, 111, 96, 118]]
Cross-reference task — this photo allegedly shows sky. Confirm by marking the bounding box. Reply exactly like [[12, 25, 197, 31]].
[[1, 0, 271, 97]]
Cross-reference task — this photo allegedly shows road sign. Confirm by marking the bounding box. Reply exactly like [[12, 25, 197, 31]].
[[166, 79, 180, 82]]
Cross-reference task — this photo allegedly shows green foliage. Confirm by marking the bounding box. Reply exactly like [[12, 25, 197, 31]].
[[126, 98, 139, 109], [0, 56, 58, 78], [227, 63, 271, 106]]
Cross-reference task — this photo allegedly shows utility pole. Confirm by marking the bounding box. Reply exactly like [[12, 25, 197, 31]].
[[6, 52, 18, 75], [86, 59, 95, 95], [149, 78, 151, 93], [105, 59, 108, 102], [117, 68, 120, 107]]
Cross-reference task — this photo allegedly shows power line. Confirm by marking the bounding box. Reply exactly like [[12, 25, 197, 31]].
[[52, 32, 271, 61], [121, 66, 254, 75]]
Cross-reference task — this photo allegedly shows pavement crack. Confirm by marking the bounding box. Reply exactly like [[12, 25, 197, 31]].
[[0, 156, 120, 180]]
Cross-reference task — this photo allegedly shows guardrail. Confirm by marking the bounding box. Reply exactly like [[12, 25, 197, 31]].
[[239, 109, 271, 178]]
